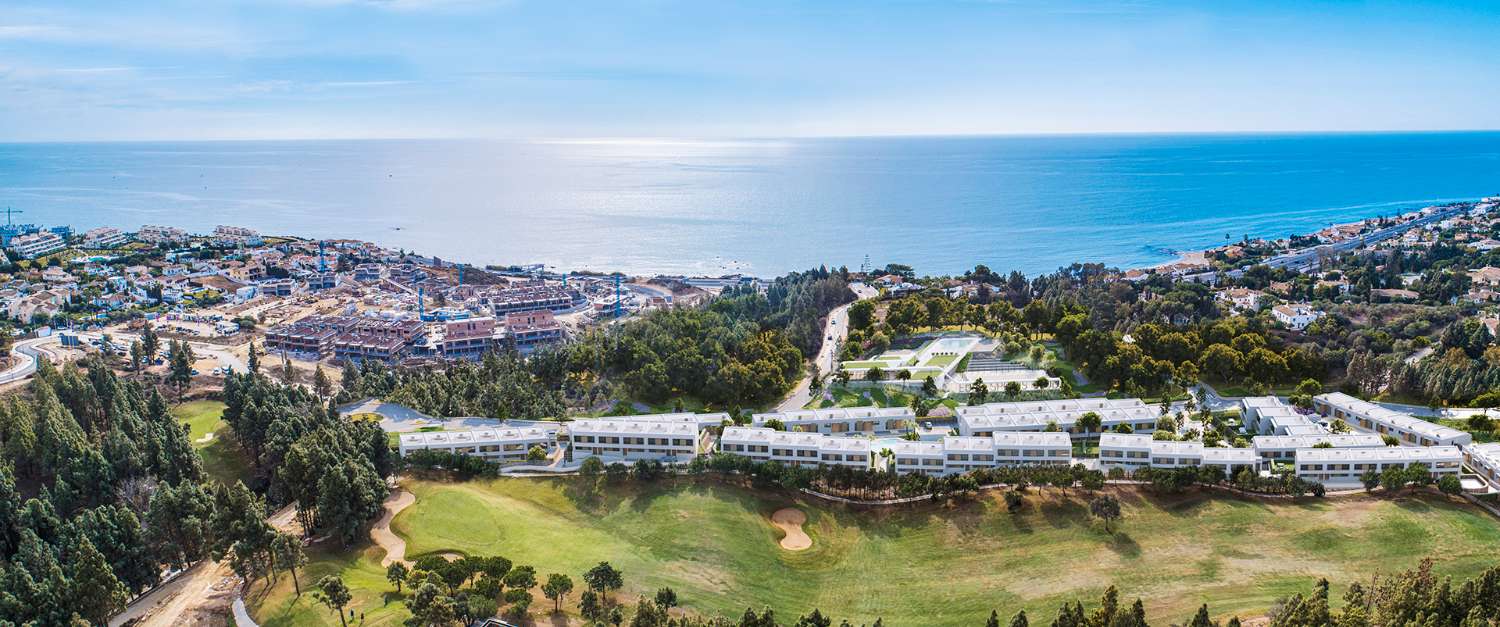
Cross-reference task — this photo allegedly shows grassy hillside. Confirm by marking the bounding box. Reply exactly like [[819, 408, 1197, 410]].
[[252, 476, 1500, 626]]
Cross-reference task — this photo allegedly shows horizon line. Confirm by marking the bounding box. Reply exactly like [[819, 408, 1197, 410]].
[[3, 127, 1500, 145]]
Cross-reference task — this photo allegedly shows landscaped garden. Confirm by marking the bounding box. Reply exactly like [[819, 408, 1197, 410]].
[[250, 477, 1500, 626]]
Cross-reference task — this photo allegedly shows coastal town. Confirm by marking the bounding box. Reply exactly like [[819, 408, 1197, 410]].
[[5, 196, 1500, 627]]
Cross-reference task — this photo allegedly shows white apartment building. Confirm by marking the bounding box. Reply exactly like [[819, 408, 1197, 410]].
[[752, 406, 912, 435], [1312, 393, 1472, 447], [1272, 304, 1324, 331], [81, 227, 128, 249], [136, 224, 189, 245], [1293, 446, 1462, 485], [397, 426, 557, 464], [212, 225, 264, 247], [1098, 433, 1258, 477], [1250, 434, 1386, 463], [718, 427, 873, 469], [956, 397, 1158, 438], [7, 231, 65, 259], [567, 418, 702, 463]]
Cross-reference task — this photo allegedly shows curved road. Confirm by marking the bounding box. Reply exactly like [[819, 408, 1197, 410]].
[[776, 283, 873, 411]]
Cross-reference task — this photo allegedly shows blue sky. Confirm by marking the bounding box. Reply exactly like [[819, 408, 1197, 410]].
[[1, 0, 1498, 140]]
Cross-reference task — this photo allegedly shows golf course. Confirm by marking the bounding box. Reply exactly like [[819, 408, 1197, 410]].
[[249, 476, 1500, 626]]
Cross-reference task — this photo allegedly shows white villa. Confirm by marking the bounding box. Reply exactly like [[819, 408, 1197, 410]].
[[956, 397, 1158, 439], [398, 426, 558, 463], [1312, 393, 1472, 447], [1272, 304, 1324, 331], [1294, 446, 1463, 485], [752, 406, 912, 435]]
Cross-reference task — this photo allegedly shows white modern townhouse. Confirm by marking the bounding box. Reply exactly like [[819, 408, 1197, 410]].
[[1098, 433, 1259, 477], [887, 440, 948, 476], [567, 417, 704, 463], [397, 425, 559, 464], [956, 397, 1158, 439], [1312, 393, 1472, 447], [949, 432, 1073, 473], [1293, 446, 1462, 485], [1462, 442, 1500, 490], [1241, 396, 1326, 436], [1249, 434, 1386, 463], [718, 427, 873, 469], [752, 406, 912, 435]]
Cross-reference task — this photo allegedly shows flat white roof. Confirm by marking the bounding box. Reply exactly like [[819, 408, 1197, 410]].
[[754, 406, 911, 423], [1315, 392, 1470, 442], [1295, 445, 1462, 463], [1252, 434, 1385, 450], [720, 427, 872, 452], [399, 426, 553, 447], [1200, 447, 1259, 463], [1100, 433, 1154, 449], [568, 419, 699, 437]]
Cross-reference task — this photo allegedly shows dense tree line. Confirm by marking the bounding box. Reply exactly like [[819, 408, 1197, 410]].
[[541, 307, 805, 407], [0, 358, 219, 624], [336, 351, 565, 420], [223, 372, 392, 544]]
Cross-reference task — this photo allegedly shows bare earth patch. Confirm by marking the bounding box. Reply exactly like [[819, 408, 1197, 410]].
[[373, 489, 416, 567], [771, 508, 811, 551]]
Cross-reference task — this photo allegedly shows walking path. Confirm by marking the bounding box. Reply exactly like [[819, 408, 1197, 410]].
[[373, 489, 416, 567], [110, 506, 298, 627]]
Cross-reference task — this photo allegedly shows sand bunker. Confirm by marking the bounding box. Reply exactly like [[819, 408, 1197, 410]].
[[771, 508, 811, 551], [372, 489, 416, 567]]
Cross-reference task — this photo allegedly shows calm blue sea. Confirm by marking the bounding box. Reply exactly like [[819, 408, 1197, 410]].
[[0, 133, 1496, 276]]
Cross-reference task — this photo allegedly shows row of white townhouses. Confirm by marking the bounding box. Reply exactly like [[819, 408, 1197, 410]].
[[955, 398, 1160, 438], [1311, 392, 1473, 447], [392, 396, 1497, 489]]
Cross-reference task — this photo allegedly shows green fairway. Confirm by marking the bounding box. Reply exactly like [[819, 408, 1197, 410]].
[[173, 400, 254, 488], [254, 478, 1500, 626], [247, 545, 411, 627]]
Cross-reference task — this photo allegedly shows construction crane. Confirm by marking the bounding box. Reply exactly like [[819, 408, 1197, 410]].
[[2, 206, 22, 227]]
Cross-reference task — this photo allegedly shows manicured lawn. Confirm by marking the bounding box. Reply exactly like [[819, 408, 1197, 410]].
[[173, 400, 255, 488], [245, 478, 1500, 626], [922, 353, 958, 368]]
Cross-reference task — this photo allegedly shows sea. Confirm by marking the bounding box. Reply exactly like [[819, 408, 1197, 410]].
[[1, 132, 1496, 277]]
